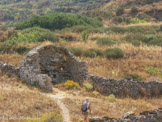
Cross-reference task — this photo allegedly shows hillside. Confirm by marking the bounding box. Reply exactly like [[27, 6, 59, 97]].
[[0, 0, 108, 26], [86, 0, 162, 24], [0, 1, 162, 122], [0, 0, 162, 27]]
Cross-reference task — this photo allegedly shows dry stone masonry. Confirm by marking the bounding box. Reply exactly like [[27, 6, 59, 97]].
[[88, 74, 162, 98], [0, 45, 162, 97], [89, 108, 162, 122], [0, 45, 88, 92]]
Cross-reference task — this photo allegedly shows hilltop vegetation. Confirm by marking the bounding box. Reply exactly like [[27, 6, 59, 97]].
[[16, 13, 102, 30], [0, 0, 162, 27]]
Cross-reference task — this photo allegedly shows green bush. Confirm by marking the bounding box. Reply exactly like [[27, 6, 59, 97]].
[[88, 49, 104, 57], [82, 31, 89, 41], [116, 8, 124, 16], [147, 38, 162, 46], [130, 18, 147, 24], [108, 94, 116, 102], [84, 83, 93, 91], [10, 27, 58, 43], [97, 38, 116, 46], [131, 7, 138, 14], [124, 74, 143, 82], [131, 40, 140, 46], [0, 41, 17, 53], [92, 91, 99, 96], [104, 48, 124, 59], [70, 48, 83, 56], [83, 50, 96, 58], [106, 26, 127, 33], [16, 13, 103, 30], [145, 66, 161, 75], [124, 33, 146, 42]]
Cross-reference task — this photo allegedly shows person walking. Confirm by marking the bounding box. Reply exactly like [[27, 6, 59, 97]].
[[81, 98, 91, 122]]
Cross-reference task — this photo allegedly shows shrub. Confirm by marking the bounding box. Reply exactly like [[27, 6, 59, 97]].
[[88, 49, 104, 57], [104, 48, 124, 59], [16, 13, 103, 30], [108, 94, 116, 102], [131, 40, 140, 46], [26, 112, 63, 122], [131, 7, 138, 14], [145, 66, 160, 75], [10, 27, 58, 43], [130, 18, 147, 24], [147, 37, 162, 46], [70, 48, 83, 56], [83, 50, 96, 58], [116, 8, 124, 16], [124, 74, 143, 82], [84, 83, 93, 91], [97, 38, 116, 46], [63, 80, 80, 89], [106, 26, 127, 33], [124, 33, 146, 42], [82, 31, 89, 41], [92, 91, 99, 96]]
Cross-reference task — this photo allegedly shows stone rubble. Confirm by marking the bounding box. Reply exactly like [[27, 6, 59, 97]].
[[89, 108, 162, 122]]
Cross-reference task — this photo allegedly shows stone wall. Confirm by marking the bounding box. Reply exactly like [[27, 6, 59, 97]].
[[89, 108, 162, 122], [88, 74, 162, 98], [0, 61, 19, 76], [0, 45, 162, 97]]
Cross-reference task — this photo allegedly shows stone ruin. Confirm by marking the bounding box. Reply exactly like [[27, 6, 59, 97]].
[[0, 45, 162, 98], [89, 108, 162, 122], [0, 45, 88, 92]]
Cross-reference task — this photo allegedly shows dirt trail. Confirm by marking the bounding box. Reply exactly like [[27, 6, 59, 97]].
[[45, 88, 106, 122], [46, 88, 71, 122]]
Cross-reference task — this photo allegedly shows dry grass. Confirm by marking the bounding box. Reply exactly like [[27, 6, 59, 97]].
[[63, 95, 162, 122], [0, 71, 62, 122], [0, 54, 24, 66]]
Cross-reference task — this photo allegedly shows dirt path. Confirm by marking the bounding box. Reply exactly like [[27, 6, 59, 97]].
[[45, 88, 105, 122], [46, 88, 71, 122]]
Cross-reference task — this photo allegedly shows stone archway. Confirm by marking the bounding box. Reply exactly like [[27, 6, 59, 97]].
[[18, 45, 88, 92]]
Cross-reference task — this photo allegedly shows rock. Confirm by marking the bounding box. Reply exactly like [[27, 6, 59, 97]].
[[89, 108, 162, 122]]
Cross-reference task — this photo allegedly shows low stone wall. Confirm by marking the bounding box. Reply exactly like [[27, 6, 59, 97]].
[[0, 61, 19, 76], [88, 74, 162, 98], [89, 108, 162, 122]]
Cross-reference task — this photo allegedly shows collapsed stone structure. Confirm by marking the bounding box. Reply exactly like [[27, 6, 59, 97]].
[[89, 108, 162, 122], [0, 45, 88, 92], [0, 45, 162, 97]]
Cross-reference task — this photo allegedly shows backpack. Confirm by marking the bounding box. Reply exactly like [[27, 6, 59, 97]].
[[81, 103, 88, 112]]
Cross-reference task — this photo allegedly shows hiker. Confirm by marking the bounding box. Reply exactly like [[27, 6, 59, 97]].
[[81, 98, 91, 122]]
